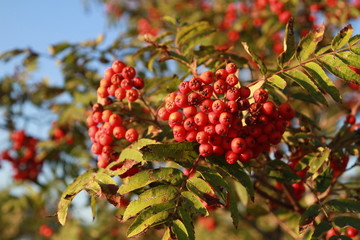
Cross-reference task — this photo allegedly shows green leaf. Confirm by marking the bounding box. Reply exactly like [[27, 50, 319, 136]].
[[186, 177, 220, 206], [176, 21, 211, 45], [318, 54, 360, 84], [242, 42, 267, 75], [172, 220, 190, 240], [148, 50, 161, 72], [162, 16, 177, 25], [308, 148, 331, 178], [208, 155, 254, 201], [118, 168, 185, 195], [228, 179, 240, 229], [315, 167, 333, 193], [303, 62, 341, 103], [178, 206, 195, 240], [162, 228, 172, 240], [336, 50, 360, 68], [278, 18, 296, 67], [285, 70, 328, 106], [181, 191, 208, 216], [325, 199, 360, 213], [57, 169, 100, 225], [267, 160, 301, 183], [311, 221, 332, 239], [296, 24, 325, 61], [299, 205, 320, 233], [119, 139, 158, 163], [123, 185, 178, 221], [333, 216, 360, 230], [331, 25, 354, 50], [182, 29, 216, 54], [127, 202, 174, 238], [141, 142, 198, 168], [198, 166, 229, 201], [90, 196, 97, 221], [349, 34, 360, 54], [266, 75, 287, 90]]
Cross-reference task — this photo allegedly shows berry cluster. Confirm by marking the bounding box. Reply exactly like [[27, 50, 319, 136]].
[[0, 130, 42, 181], [88, 60, 142, 168], [158, 63, 295, 164]]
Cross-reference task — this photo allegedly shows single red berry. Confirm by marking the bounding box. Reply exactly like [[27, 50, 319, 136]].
[[226, 100, 238, 113], [109, 114, 122, 127], [212, 100, 226, 113], [120, 78, 133, 90], [225, 62, 237, 74], [278, 102, 295, 120], [215, 123, 229, 136], [111, 74, 123, 85], [91, 143, 103, 154], [104, 67, 115, 81], [102, 110, 113, 122], [345, 114, 356, 125], [115, 87, 126, 99], [278, 10, 291, 24], [213, 80, 227, 95], [158, 107, 170, 121], [215, 68, 228, 80], [194, 112, 209, 127], [97, 86, 109, 98], [183, 106, 197, 117], [186, 131, 198, 142], [122, 66, 136, 79], [225, 151, 239, 164], [99, 133, 113, 146], [92, 111, 103, 124], [262, 101, 276, 115], [179, 81, 191, 94], [189, 77, 202, 91], [253, 88, 268, 103], [113, 126, 126, 139], [346, 227, 359, 238], [239, 149, 253, 163], [107, 84, 117, 96], [200, 71, 214, 84], [226, 74, 239, 86], [226, 86, 241, 101], [125, 128, 138, 142], [112, 60, 126, 73], [132, 77, 144, 89], [239, 86, 251, 99], [126, 88, 139, 102], [184, 117, 197, 131], [173, 125, 186, 142], [168, 112, 183, 127], [204, 124, 216, 135], [187, 92, 202, 106], [219, 112, 233, 125], [199, 143, 213, 157], [175, 93, 189, 108], [231, 137, 247, 154], [238, 98, 250, 111], [199, 99, 213, 113], [199, 84, 213, 99], [208, 111, 220, 124]]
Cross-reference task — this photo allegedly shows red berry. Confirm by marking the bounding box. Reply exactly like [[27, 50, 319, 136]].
[[253, 88, 268, 103], [262, 101, 276, 115], [231, 137, 247, 154], [125, 128, 138, 142], [199, 99, 213, 113], [115, 87, 126, 99], [213, 80, 227, 95], [122, 66, 136, 79], [132, 77, 144, 89], [215, 68, 228, 80], [189, 77, 202, 91], [175, 93, 189, 108], [104, 67, 115, 81], [345, 114, 356, 125], [226, 74, 239, 86], [212, 100, 226, 113], [120, 78, 133, 89], [112, 60, 126, 73], [225, 151, 238, 164], [99, 133, 113, 146], [225, 62, 237, 74], [158, 107, 170, 121], [194, 112, 209, 127], [179, 81, 191, 94], [183, 106, 197, 117], [113, 126, 126, 139], [346, 227, 359, 238], [278, 102, 295, 120], [199, 143, 213, 157], [200, 71, 214, 84], [226, 86, 241, 101], [109, 114, 122, 126], [168, 112, 183, 127], [126, 89, 139, 102]]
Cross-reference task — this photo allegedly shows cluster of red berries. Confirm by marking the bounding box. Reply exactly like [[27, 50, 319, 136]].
[[97, 60, 144, 102], [39, 224, 54, 238], [51, 122, 74, 145], [88, 60, 142, 168], [326, 226, 359, 239], [0, 130, 42, 181], [158, 63, 295, 164]]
